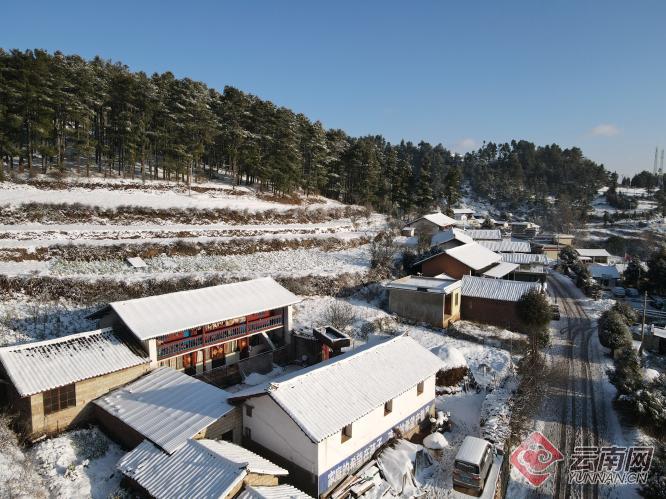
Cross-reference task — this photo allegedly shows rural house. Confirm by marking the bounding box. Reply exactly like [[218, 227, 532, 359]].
[[500, 253, 548, 282], [228, 336, 443, 497], [402, 212, 457, 239], [386, 275, 462, 327], [416, 242, 502, 279], [430, 228, 474, 250], [0, 329, 150, 438], [451, 208, 476, 221], [92, 277, 300, 385], [589, 263, 621, 289], [460, 276, 543, 329], [575, 248, 612, 264]]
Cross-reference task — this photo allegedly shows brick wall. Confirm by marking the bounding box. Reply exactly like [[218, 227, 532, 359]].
[[422, 253, 471, 279]]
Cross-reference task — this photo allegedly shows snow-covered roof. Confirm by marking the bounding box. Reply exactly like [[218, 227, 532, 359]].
[[94, 367, 234, 454], [238, 485, 313, 499], [461, 276, 541, 302], [107, 277, 300, 340], [386, 276, 461, 294], [431, 228, 473, 247], [118, 439, 284, 499], [500, 253, 547, 265], [429, 345, 467, 370], [444, 243, 501, 270], [589, 264, 621, 280], [478, 240, 531, 253], [0, 328, 149, 397], [406, 212, 457, 229], [482, 262, 520, 279], [229, 336, 444, 443], [126, 256, 147, 268], [453, 208, 475, 215], [575, 248, 612, 258], [463, 229, 502, 241]]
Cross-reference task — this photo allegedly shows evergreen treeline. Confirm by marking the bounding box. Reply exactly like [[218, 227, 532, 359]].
[[0, 49, 611, 215]]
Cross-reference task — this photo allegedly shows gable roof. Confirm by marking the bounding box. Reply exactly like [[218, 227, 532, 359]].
[[386, 275, 461, 294], [500, 253, 547, 265], [0, 328, 148, 397], [406, 212, 457, 229], [589, 264, 621, 280], [461, 275, 541, 302], [482, 262, 519, 279], [444, 243, 502, 270], [94, 367, 234, 454], [238, 485, 314, 499], [431, 228, 474, 247], [229, 336, 444, 443], [575, 248, 612, 258], [452, 208, 475, 215], [105, 277, 300, 340], [463, 229, 502, 241], [478, 240, 531, 253], [118, 439, 285, 499]]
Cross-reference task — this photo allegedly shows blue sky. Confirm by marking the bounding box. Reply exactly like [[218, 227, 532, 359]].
[[2, 0, 665, 176]]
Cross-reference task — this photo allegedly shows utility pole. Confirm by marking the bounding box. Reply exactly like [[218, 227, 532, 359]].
[[639, 290, 648, 355]]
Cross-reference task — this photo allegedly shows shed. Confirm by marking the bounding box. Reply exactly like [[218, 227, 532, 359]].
[[386, 275, 462, 327]]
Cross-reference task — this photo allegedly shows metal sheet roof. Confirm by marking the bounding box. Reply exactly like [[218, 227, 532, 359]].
[[406, 212, 457, 228], [205, 440, 287, 476], [589, 264, 621, 280], [463, 229, 502, 241], [0, 328, 149, 397], [478, 240, 531, 253], [445, 243, 501, 270], [482, 262, 520, 279], [500, 253, 547, 265], [108, 277, 300, 340], [461, 276, 541, 302], [230, 336, 444, 443], [238, 485, 314, 499], [118, 439, 247, 499], [386, 275, 461, 294], [575, 248, 612, 258], [94, 367, 234, 454], [431, 228, 473, 247]]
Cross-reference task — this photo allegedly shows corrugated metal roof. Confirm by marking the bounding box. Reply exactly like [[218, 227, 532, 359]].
[[202, 440, 287, 476], [118, 439, 246, 499], [230, 336, 443, 443], [431, 228, 473, 247], [589, 264, 620, 280], [463, 229, 502, 241], [461, 276, 541, 302], [482, 262, 520, 279], [452, 208, 475, 214], [478, 240, 531, 253], [445, 243, 501, 270], [94, 367, 233, 454], [0, 328, 148, 397], [575, 248, 612, 258], [501, 253, 547, 265], [108, 277, 300, 340], [386, 275, 461, 294], [238, 485, 313, 499]]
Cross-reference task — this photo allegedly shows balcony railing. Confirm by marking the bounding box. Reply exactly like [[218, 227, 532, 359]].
[[157, 314, 283, 359]]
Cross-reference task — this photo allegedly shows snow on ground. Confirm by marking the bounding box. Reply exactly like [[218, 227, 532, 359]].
[[0, 182, 344, 212], [30, 427, 126, 499], [0, 418, 46, 498]]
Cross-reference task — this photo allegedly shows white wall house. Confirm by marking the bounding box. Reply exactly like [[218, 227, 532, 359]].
[[229, 336, 444, 497]]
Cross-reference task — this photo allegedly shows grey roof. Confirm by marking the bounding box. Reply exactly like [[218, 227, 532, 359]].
[[478, 240, 531, 253], [405, 212, 457, 229], [463, 229, 502, 241], [575, 248, 612, 258], [455, 436, 491, 465], [589, 264, 621, 280], [118, 439, 262, 499], [461, 276, 541, 302], [0, 328, 148, 397], [500, 253, 547, 265], [94, 367, 234, 454], [386, 275, 461, 294], [482, 262, 520, 279], [431, 228, 474, 247], [238, 485, 314, 499], [108, 277, 300, 340], [229, 336, 444, 443], [208, 440, 287, 476]]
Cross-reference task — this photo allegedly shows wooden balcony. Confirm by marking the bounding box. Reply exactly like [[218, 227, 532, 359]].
[[157, 314, 283, 359]]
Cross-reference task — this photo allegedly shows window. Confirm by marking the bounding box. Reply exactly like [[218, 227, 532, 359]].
[[244, 427, 252, 439], [417, 381, 424, 396], [341, 424, 353, 443], [384, 400, 393, 416], [43, 384, 76, 415], [245, 405, 253, 417]]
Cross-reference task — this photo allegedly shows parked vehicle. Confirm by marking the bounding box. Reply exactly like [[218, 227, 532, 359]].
[[452, 436, 495, 497], [550, 304, 561, 320], [612, 287, 626, 298]]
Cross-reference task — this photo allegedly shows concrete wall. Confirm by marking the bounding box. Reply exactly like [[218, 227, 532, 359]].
[[406, 219, 440, 239], [422, 253, 471, 279], [388, 289, 460, 327], [27, 362, 150, 438], [461, 296, 523, 331], [195, 407, 242, 444]]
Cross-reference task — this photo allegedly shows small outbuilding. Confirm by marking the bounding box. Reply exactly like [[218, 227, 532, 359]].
[[575, 248, 612, 264], [589, 264, 621, 289], [386, 275, 462, 327], [403, 212, 457, 239]]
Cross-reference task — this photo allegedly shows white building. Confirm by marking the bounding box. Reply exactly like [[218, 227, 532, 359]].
[[229, 336, 444, 497]]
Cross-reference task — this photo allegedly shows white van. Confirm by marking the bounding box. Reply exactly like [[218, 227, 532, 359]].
[[452, 436, 495, 496]]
